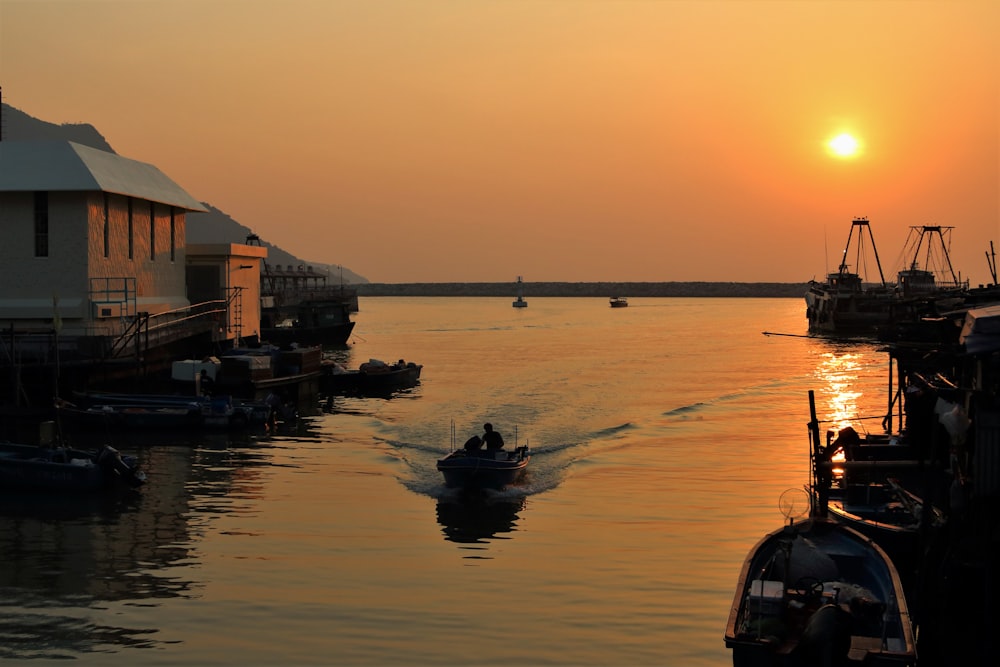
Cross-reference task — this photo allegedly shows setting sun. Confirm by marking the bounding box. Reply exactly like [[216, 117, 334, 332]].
[[828, 133, 860, 158]]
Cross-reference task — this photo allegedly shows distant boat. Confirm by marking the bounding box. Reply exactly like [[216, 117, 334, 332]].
[[513, 276, 528, 308], [609, 296, 628, 308]]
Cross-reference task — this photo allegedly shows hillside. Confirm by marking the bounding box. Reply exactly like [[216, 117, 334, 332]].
[[0, 102, 368, 284]]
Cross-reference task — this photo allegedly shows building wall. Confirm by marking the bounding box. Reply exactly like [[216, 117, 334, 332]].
[[0, 191, 191, 334], [187, 243, 266, 344], [0, 191, 89, 322], [85, 192, 189, 319]]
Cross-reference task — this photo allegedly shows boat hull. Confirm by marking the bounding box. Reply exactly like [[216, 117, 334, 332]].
[[724, 517, 915, 666], [0, 443, 145, 492], [436, 448, 530, 490]]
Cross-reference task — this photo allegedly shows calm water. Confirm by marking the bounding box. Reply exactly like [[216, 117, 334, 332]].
[[0, 297, 892, 666]]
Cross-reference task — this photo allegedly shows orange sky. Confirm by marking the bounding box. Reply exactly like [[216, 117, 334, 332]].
[[2, 1, 997, 284]]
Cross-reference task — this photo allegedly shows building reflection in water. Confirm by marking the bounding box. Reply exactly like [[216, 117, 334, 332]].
[[435, 492, 526, 547], [0, 428, 279, 659]]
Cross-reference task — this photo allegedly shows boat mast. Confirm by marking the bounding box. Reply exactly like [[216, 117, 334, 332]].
[[839, 218, 887, 287]]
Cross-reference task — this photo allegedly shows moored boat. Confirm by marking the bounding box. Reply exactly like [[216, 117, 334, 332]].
[[57, 393, 272, 430], [825, 478, 946, 573], [321, 358, 422, 396], [724, 516, 916, 666], [0, 441, 146, 492]]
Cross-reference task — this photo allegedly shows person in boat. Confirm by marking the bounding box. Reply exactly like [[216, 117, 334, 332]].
[[482, 423, 504, 451], [199, 369, 214, 396]]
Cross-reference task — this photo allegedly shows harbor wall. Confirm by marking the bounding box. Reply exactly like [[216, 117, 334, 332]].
[[355, 282, 809, 298]]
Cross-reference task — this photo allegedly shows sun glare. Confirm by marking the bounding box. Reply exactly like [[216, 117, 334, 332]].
[[828, 133, 860, 158]]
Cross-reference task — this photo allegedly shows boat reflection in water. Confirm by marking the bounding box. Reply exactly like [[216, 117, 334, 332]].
[[435, 492, 526, 546], [0, 434, 275, 659]]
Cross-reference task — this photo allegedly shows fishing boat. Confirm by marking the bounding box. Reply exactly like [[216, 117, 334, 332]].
[[0, 441, 146, 492], [437, 424, 530, 490], [512, 276, 528, 308], [825, 477, 946, 570], [805, 218, 895, 335], [807, 220, 972, 337], [259, 297, 356, 347], [724, 515, 916, 666], [609, 296, 629, 308]]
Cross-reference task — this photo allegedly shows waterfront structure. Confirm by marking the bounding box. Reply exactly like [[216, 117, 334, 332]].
[[0, 140, 211, 406]]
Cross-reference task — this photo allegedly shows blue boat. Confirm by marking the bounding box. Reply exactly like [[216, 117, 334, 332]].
[[724, 516, 915, 666]]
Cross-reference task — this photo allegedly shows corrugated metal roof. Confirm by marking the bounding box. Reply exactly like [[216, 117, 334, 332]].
[[0, 140, 208, 212]]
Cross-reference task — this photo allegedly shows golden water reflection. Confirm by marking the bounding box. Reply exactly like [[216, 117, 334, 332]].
[[814, 345, 888, 435]]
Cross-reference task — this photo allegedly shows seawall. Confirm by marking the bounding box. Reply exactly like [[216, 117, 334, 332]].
[[355, 282, 809, 298]]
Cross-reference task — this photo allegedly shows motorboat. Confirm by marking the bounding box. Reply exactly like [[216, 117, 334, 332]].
[[437, 428, 531, 490], [0, 441, 146, 492], [825, 477, 946, 573], [321, 358, 422, 396], [57, 393, 273, 430], [609, 296, 628, 308], [724, 516, 916, 666]]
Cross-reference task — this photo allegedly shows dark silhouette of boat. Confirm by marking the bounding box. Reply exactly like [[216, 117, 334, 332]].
[[806, 221, 970, 337], [609, 296, 628, 308], [0, 442, 145, 492]]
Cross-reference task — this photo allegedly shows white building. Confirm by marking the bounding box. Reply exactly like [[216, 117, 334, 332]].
[[0, 140, 208, 339]]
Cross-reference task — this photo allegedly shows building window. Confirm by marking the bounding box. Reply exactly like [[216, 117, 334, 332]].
[[149, 201, 156, 260], [103, 193, 110, 258], [34, 191, 49, 257], [170, 208, 176, 261], [127, 198, 134, 259]]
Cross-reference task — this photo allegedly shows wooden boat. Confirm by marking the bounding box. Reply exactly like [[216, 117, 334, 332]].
[[437, 443, 531, 490], [609, 296, 628, 308], [0, 442, 146, 492], [724, 516, 916, 666], [512, 275, 528, 308], [826, 478, 946, 571]]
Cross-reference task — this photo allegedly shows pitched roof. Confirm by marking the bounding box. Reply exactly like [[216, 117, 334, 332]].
[[0, 140, 207, 212]]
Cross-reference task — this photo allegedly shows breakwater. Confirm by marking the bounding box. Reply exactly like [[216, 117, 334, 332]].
[[355, 281, 809, 298]]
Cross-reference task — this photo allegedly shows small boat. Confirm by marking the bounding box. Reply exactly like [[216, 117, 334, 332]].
[[0, 441, 146, 492], [437, 446, 531, 490], [609, 296, 628, 308], [437, 424, 530, 490], [724, 515, 916, 666], [825, 477, 946, 571], [512, 276, 528, 308], [57, 393, 272, 430], [321, 358, 422, 396]]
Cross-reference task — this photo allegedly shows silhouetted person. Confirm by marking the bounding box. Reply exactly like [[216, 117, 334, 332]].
[[482, 423, 504, 451], [199, 369, 214, 396]]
